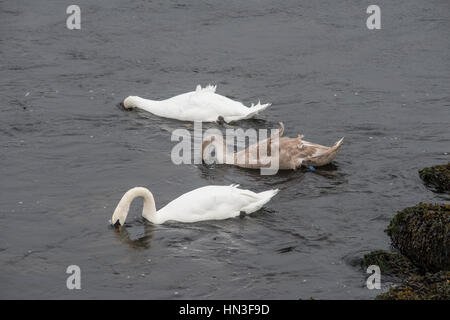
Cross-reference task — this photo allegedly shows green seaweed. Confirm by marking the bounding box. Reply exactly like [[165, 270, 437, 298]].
[[376, 271, 450, 300], [361, 250, 418, 277], [387, 203, 450, 272], [419, 163, 450, 193]]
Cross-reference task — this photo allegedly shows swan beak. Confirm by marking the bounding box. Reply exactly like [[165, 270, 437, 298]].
[[113, 219, 121, 231]]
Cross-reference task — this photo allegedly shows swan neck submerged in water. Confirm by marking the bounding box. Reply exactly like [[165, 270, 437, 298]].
[[111, 187, 157, 226], [202, 136, 235, 165], [123, 96, 157, 110]]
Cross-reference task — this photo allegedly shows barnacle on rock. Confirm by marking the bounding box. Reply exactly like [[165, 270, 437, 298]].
[[419, 163, 450, 193]]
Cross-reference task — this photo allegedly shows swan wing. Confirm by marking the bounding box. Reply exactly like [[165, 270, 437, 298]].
[[156, 185, 278, 223], [148, 87, 245, 121], [187, 88, 249, 118], [134, 85, 269, 122], [188, 87, 271, 122]]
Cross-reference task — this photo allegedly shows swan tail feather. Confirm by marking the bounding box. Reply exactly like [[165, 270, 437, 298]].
[[333, 137, 345, 150], [243, 102, 271, 119], [195, 84, 217, 93], [306, 137, 344, 166], [241, 189, 279, 214], [317, 137, 344, 156], [225, 102, 271, 122]]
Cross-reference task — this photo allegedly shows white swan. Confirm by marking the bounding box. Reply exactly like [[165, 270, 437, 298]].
[[123, 85, 271, 123], [111, 185, 279, 226]]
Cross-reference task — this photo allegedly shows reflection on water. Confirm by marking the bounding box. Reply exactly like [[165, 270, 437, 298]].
[[113, 222, 155, 249], [197, 161, 345, 188]]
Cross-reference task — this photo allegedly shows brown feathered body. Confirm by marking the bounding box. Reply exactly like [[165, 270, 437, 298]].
[[202, 123, 344, 170]]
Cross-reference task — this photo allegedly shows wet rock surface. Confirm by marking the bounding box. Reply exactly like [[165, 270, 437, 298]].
[[419, 163, 450, 193], [361, 249, 450, 300], [362, 203, 449, 300], [361, 250, 419, 277], [376, 271, 449, 300], [387, 203, 450, 272]]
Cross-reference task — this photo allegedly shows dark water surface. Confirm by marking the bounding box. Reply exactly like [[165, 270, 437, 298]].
[[1, 0, 449, 299]]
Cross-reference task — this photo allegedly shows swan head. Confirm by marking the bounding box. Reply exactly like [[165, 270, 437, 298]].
[[122, 96, 139, 110]]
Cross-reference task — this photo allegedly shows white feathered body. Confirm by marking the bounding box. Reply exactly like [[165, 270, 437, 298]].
[[154, 185, 279, 224], [123, 85, 270, 123]]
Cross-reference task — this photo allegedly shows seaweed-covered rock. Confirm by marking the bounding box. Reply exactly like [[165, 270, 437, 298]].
[[387, 203, 450, 272], [376, 271, 450, 300], [419, 163, 450, 193], [361, 250, 419, 277]]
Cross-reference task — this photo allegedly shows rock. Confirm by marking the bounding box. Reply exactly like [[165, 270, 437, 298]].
[[361, 251, 450, 300], [361, 250, 419, 277], [376, 271, 450, 300], [419, 163, 450, 193], [387, 203, 450, 272]]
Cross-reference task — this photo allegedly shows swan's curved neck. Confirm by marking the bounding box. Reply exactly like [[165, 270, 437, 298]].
[[123, 96, 158, 109], [111, 187, 158, 226]]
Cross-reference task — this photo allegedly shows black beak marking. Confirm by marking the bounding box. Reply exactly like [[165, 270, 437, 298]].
[[217, 116, 225, 124], [113, 219, 121, 228]]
